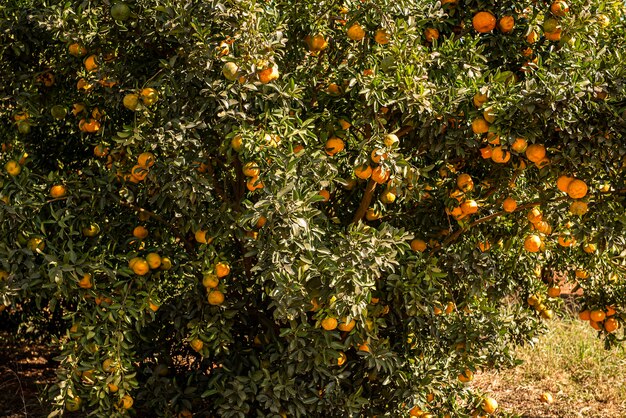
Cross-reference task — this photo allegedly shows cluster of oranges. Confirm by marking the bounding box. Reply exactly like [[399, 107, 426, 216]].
[[202, 262, 229, 306], [128, 252, 170, 277], [579, 306, 620, 333], [527, 289, 555, 320]]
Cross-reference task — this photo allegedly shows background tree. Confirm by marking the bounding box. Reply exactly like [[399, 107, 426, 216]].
[[1, 0, 625, 416]]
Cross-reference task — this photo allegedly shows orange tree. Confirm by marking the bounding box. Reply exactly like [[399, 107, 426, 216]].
[[1, 0, 625, 416]]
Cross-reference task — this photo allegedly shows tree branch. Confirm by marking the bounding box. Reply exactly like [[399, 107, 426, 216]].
[[351, 179, 377, 224]]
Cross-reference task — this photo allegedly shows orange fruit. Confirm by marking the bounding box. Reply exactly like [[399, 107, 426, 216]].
[[111, 2, 131, 21], [140, 88, 158, 106], [68, 43, 87, 56], [306, 34, 329, 52], [337, 351, 347, 366], [590, 320, 601, 331], [557, 234, 576, 247], [65, 396, 82, 412], [606, 306, 616, 317], [547, 286, 560, 298], [133, 226, 148, 239], [458, 369, 474, 383], [84, 55, 98, 72], [50, 184, 67, 198], [160, 257, 172, 270], [131, 258, 150, 276], [194, 230, 213, 244], [590, 310, 606, 322], [215, 262, 230, 278], [374, 29, 390, 45], [78, 273, 93, 289], [511, 138, 528, 153], [478, 240, 491, 252], [325, 137, 345, 156], [460, 200, 478, 214], [482, 397, 498, 414], [148, 301, 160, 312], [383, 133, 399, 148], [347, 23, 366, 41], [190, 338, 203, 352], [338, 318, 356, 332], [371, 166, 390, 184], [545, 29, 562, 41], [123, 94, 139, 111], [498, 16, 515, 33], [540, 392, 554, 404], [502, 197, 517, 212], [222, 62, 239, 81], [318, 189, 330, 202], [524, 235, 542, 252], [567, 179, 588, 199], [604, 318, 618, 333], [534, 221, 552, 235], [258, 65, 279, 84], [202, 273, 219, 288], [583, 243, 596, 254], [491, 147, 511, 163], [556, 175, 574, 193], [578, 310, 591, 321], [357, 341, 370, 352], [550, 1, 569, 17], [569, 200, 589, 216], [246, 176, 264, 191], [207, 290, 225, 305], [146, 253, 162, 269], [527, 30, 539, 43], [473, 11, 497, 33], [471, 118, 490, 134], [365, 208, 381, 221], [321, 317, 338, 331], [575, 269, 589, 279], [527, 207, 543, 224], [473, 91, 488, 108], [525, 144, 546, 163], [355, 164, 372, 180], [424, 28, 439, 42], [456, 173, 474, 192], [479, 146, 493, 159], [242, 161, 260, 177], [410, 239, 427, 252], [137, 152, 156, 168]]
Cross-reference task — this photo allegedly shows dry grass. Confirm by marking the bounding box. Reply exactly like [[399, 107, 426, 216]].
[[475, 317, 626, 418]]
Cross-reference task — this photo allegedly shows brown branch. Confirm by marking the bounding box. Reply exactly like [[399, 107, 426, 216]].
[[119, 201, 195, 253], [351, 179, 377, 224]]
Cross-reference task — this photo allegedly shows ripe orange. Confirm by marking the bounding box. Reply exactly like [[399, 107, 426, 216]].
[[524, 235, 542, 252], [258, 65, 279, 84], [575, 269, 589, 279], [589, 310, 606, 322], [411, 239, 427, 252], [482, 397, 498, 414], [140, 88, 158, 106], [65, 396, 82, 412], [567, 179, 588, 199], [550, 1, 569, 17], [371, 166, 390, 184], [473, 11, 497, 33], [246, 176, 264, 191], [525, 144, 546, 163], [589, 320, 601, 331], [479, 146, 493, 159], [578, 310, 590, 321], [355, 164, 372, 180], [473, 91, 488, 108], [424, 28, 439, 42], [478, 240, 491, 252], [50, 184, 67, 198], [338, 318, 356, 332], [148, 301, 160, 312], [325, 137, 345, 156], [458, 369, 474, 383], [604, 318, 618, 333], [498, 16, 515, 33], [318, 189, 330, 202], [215, 262, 230, 278], [27, 237, 45, 252], [78, 273, 93, 289], [383, 133, 399, 148], [194, 230, 213, 244], [583, 243, 596, 254], [131, 258, 150, 276], [547, 286, 560, 298], [146, 253, 162, 269], [605, 306, 616, 317], [534, 221, 552, 235], [460, 200, 478, 214], [491, 147, 511, 163], [471, 117, 490, 134], [374, 29, 390, 45], [357, 341, 370, 352], [545, 29, 562, 41], [207, 290, 225, 305], [527, 207, 543, 224], [557, 234, 576, 247], [337, 351, 347, 366], [321, 317, 338, 331], [456, 173, 474, 192], [136, 152, 156, 169], [556, 175, 574, 193], [202, 273, 219, 288], [133, 226, 148, 239], [68, 43, 87, 56], [160, 257, 172, 270], [365, 208, 381, 221], [509, 138, 526, 154], [306, 34, 328, 52], [84, 55, 98, 72], [347, 23, 366, 41], [502, 197, 517, 212], [526, 30, 539, 43], [242, 162, 260, 177]]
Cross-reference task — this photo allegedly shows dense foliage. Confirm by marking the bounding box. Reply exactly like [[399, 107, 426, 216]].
[[1, 0, 625, 416]]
